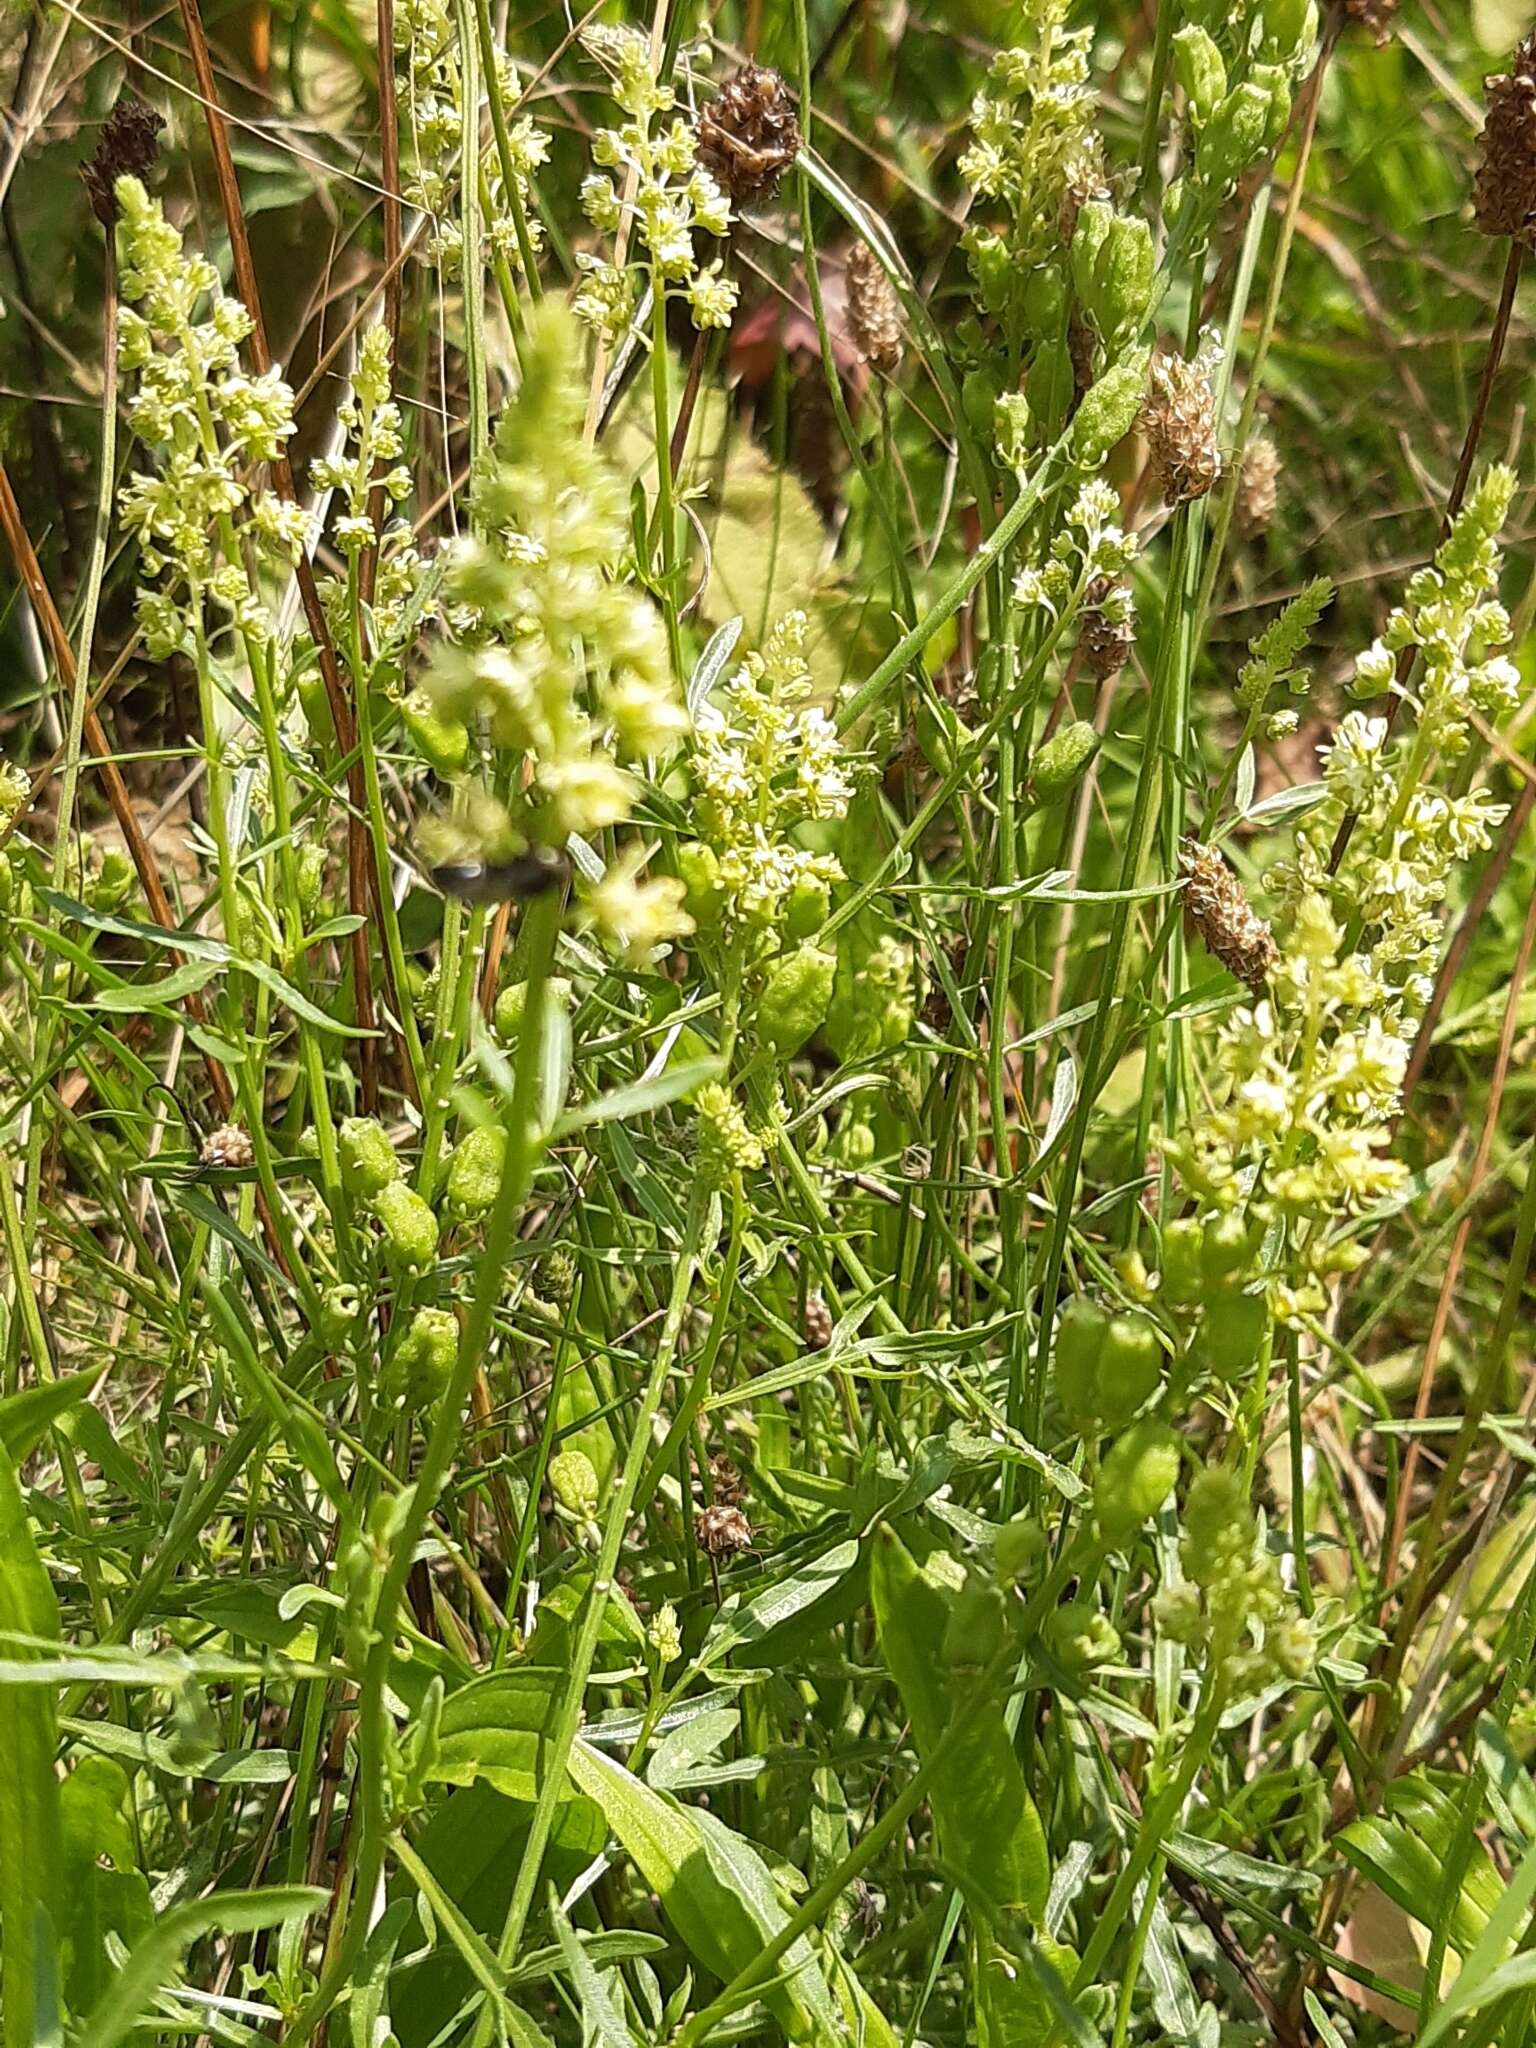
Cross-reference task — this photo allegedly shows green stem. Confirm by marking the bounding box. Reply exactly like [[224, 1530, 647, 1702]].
[[282, 888, 562, 2045], [470, 1177, 709, 2032]]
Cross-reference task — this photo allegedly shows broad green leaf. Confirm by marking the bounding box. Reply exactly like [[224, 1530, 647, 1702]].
[[567, 1738, 850, 2046], [0, 1365, 106, 1464], [0, 1406, 97, 2039], [709, 1540, 861, 1665], [1166, 1831, 1321, 1898], [34, 887, 226, 958], [428, 1668, 569, 1803], [870, 1523, 1049, 1928], [1417, 1826, 1536, 2048], [1303, 1989, 1351, 2048], [59, 1755, 152, 2015], [349, 1899, 416, 2048], [872, 1523, 1056, 2048], [1477, 1715, 1536, 1849], [646, 1708, 740, 1790], [78, 1887, 326, 2048], [1338, 1807, 1496, 1958]]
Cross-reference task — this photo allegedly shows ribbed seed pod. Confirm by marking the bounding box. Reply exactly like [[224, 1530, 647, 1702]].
[[1179, 841, 1279, 989], [1237, 438, 1281, 536], [1080, 577, 1135, 679], [1473, 34, 1536, 243], [846, 243, 903, 372], [1140, 352, 1222, 508], [81, 95, 165, 225], [697, 61, 801, 206]]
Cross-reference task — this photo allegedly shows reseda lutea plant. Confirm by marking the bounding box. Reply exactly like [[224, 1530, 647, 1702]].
[[4, 2, 1536, 2045]]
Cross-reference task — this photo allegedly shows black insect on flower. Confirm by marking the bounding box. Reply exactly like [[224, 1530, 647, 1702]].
[[430, 849, 571, 904], [82, 95, 165, 226]]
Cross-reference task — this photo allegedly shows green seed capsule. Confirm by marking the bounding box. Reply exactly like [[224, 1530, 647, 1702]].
[[1198, 82, 1271, 190], [1054, 1296, 1109, 1429], [372, 1180, 439, 1271], [1097, 1313, 1163, 1425], [1021, 262, 1066, 340], [1030, 721, 1100, 805], [756, 945, 836, 1057], [1201, 1211, 1260, 1284], [319, 1284, 362, 1347], [339, 1116, 400, 1198], [402, 690, 470, 775], [1071, 347, 1151, 466], [784, 872, 831, 941], [677, 841, 725, 929], [446, 1124, 506, 1214], [1172, 24, 1227, 124], [90, 848, 136, 913], [296, 842, 326, 920], [1092, 213, 1154, 343], [941, 1577, 1009, 1670], [1046, 1599, 1120, 1671], [1159, 1217, 1206, 1306], [1182, 1465, 1248, 1581], [549, 1448, 600, 1518], [493, 976, 572, 1042], [1194, 1287, 1270, 1381], [993, 1517, 1048, 1584], [1095, 1420, 1182, 1544], [1029, 335, 1077, 442], [395, 1305, 458, 1405]]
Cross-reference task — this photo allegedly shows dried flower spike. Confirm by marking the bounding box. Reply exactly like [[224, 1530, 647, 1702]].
[[1080, 577, 1135, 679], [82, 96, 165, 226], [696, 1502, 752, 1558], [803, 1292, 833, 1350], [1140, 349, 1222, 508], [1237, 438, 1281, 537], [710, 1454, 745, 1506], [845, 243, 903, 372], [1179, 841, 1279, 989], [697, 61, 800, 206], [200, 1122, 254, 1170], [1473, 34, 1536, 243]]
